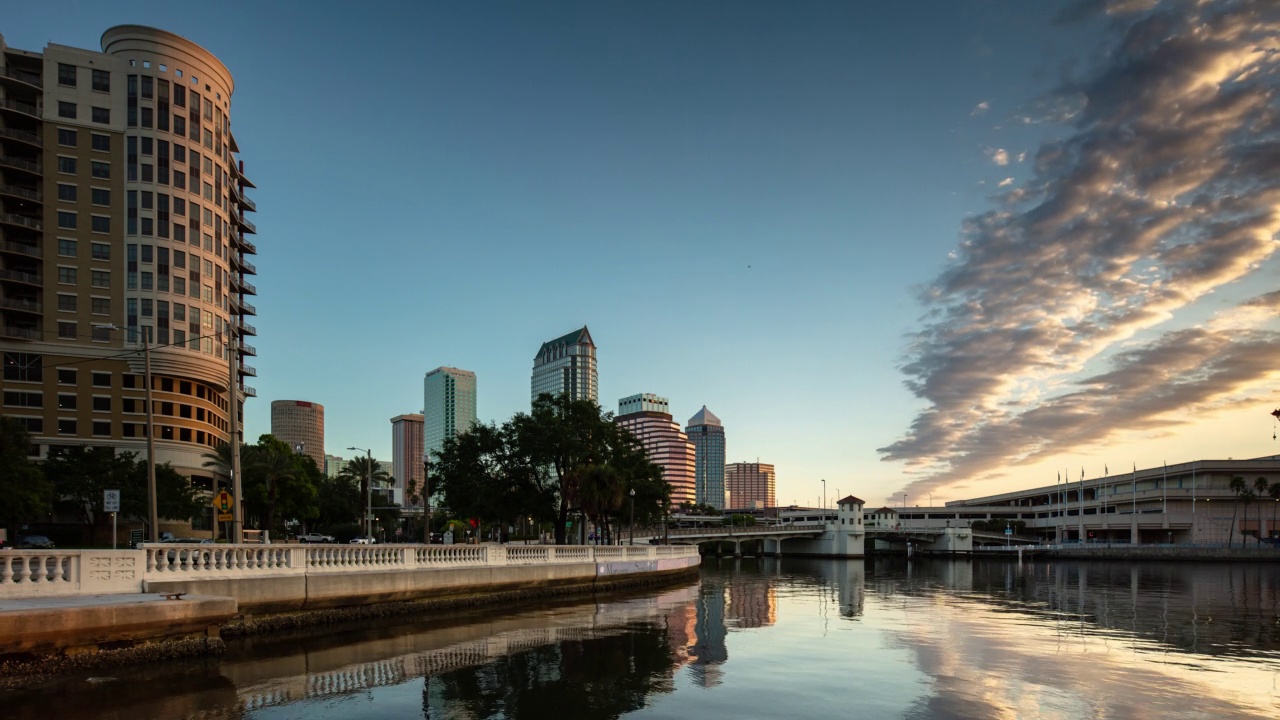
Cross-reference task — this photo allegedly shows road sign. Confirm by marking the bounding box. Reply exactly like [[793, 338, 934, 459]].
[[103, 489, 120, 513], [1005, 527, 1013, 535], [215, 490, 234, 522]]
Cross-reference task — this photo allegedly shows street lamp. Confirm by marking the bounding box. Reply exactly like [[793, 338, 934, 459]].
[[94, 324, 158, 542], [348, 446, 374, 537], [423, 458, 431, 544], [629, 488, 636, 546], [821, 479, 826, 514]]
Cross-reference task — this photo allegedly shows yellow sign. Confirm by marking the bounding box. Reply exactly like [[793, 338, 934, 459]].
[[214, 490, 233, 513], [217, 513, 234, 522]]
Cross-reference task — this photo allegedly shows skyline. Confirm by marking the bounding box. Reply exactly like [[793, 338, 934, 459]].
[[6, 1, 1280, 507]]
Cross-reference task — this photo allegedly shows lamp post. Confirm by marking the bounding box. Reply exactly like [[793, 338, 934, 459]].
[[629, 488, 636, 546], [94, 324, 158, 542], [348, 446, 373, 537], [423, 458, 431, 544], [821, 479, 826, 513]]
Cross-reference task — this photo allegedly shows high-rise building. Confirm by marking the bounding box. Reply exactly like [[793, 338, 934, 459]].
[[390, 413, 424, 511], [687, 406, 726, 510], [531, 326, 597, 405], [616, 393, 697, 508], [0, 27, 258, 501], [323, 454, 345, 478], [724, 462, 775, 510], [270, 400, 323, 468], [423, 366, 476, 466]]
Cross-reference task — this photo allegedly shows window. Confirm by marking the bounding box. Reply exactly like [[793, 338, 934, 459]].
[[141, 163, 153, 182], [203, 128, 213, 149], [92, 243, 110, 260], [174, 114, 186, 136], [57, 211, 77, 230], [92, 372, 111, 387], [57, 266, 77, 284], [57, 128, 77, 146], [91, 325, 111, 342], [58, 63, 77, 86], [58, 368, 76, 386], [173, 170, 186, 190], [92, 188, 110, 206], [92, 133, 110, 152], [58, 419, 77, 435], [92, 421, 111, 437], [91, 296, 110, 315], [127, 136, 137, 181], [92, 69, 110, 92], [58, 101, 76, 119], [141, 75, 153, 99], [91, 271, 110, 289], [142, 271, 153, 290], [142, 244, 153, 262], [58, 184, 77, 202], [173, 144, 186, 163], [142, 137, 153, 156], [92, 107, 110, 124], [203, 182, 213, 201], [58, 157, 77, 174], [141, 106, 153, 128], [174, 84, 185, 106], [2, 352, 42, 382], [3, 391, 41, 407], [57, 394, 77, 410], [92, 161, 110, 179], [92, 215, 110, 233], [93, 396, 111, 412], [57, 294, 76, 311], [57, 239, 77, 257]]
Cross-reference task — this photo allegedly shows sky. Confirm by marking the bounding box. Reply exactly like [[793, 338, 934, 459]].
[[8, 0, 1280, 507]]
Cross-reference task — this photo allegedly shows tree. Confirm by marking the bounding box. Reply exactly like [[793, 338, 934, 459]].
[[1270, 481, 1280, 544], [0, 417, 52, 541], [432, 423, 552, 543], [1254, 477, 1271, 546], [43, 446, 202, 540], [341, 455, 390, 532], [1229, 475, 1246, 548], [206, 436, 320, 537]]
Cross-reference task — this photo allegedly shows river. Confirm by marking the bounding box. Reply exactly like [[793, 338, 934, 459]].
[[3, 557, 1279, 719]]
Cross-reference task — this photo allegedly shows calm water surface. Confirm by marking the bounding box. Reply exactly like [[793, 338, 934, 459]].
[[5, 557, 1280, 719]]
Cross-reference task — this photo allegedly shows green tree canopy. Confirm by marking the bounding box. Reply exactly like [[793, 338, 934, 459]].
[[0, 417, 52, 539], [43, 446, 202, 539]]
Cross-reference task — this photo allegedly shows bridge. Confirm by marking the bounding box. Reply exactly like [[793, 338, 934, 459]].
[[635, 523, 1036, 556], [638, 524, 830, 556]]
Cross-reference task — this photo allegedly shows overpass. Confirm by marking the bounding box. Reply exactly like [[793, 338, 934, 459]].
[[638, 522, 1016, 556], [637, 523, 829, 556]]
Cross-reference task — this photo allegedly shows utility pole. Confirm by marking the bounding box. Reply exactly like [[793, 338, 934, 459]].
[[228, 326, 242, 543], [349, 446, 373, 537], [423, 458, 431, 544], [95, 324, 158, 542]]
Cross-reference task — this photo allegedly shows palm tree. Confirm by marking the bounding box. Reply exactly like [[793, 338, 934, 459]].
[[1229, 475, 1246, 547], [1270, 481, 1280, 545], [1240, 490, 1258, 546], [1255, 477, 1272, 546], [341, 456, 389, 531], [579, 464, 624, 544], [256, 447, 297, 534]]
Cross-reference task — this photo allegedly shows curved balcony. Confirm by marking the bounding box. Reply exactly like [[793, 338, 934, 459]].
[[0, 325, 40, 340], [242, 385, 257, 398], [0, 126, 42, 149], [239, 322, 257, 337], [1, 67, 43, 90], [0, 268, 43, 286], [0, 297, 42, 314], [0, 212, 42, 232], [1, 240, 42, 259], [238, 363, 257, 377], [0, 154, 42, 176], [234, 255, 257, 275], [235, 236, 257, 255], [231, 296, 257, 316], [232, 212, 256, 234], [0, 98, 40, 119], [0, 184, 42, 203], [239, 342, 257, 357]]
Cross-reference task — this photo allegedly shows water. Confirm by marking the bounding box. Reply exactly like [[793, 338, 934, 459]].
[[4, 557, 1280, 719]]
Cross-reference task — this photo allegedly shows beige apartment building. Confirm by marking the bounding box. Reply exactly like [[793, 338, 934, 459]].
[[270, 400, 324, 468], [725, 462, 776, 511], [616, 393, 697, 507], [0, 27, 258, 516]]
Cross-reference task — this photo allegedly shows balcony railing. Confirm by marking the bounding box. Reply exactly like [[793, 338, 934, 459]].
[[242, 385, 258, 398], [239, 259, 257, 275], [0, 154, 42, 175], [0, 297, 41, 313], [1, 240, 41, 258], [0, 268, 42, 285], [1, 66, 43, 88], [0, 126, 42, 148], [239, 364, 258, 377], [238, 238, 257, 255], [0, 213, 42, 231], [0, 184, 42, 202], [239, 321, 257, 336], [240, 342, 257, 356], [0, 325, 39, 340], [240, 280, 257, 295], [0, 98, 40, 118]]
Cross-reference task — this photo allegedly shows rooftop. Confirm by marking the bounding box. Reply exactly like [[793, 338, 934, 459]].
[[535, 326, 594, 359], [688, 405, 722, 427]]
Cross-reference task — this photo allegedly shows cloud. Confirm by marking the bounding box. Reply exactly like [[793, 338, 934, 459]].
[[986, 148, 1010, 166], [881, 0, 1280, 498], [998, 177, 1014, 187], [972, 101, 991, 116]]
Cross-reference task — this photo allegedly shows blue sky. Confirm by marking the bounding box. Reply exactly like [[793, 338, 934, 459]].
[[10, 1, 1280, 506]]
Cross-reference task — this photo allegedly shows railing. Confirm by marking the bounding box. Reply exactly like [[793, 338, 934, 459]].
[[0, 154, 42, 174], [242, 385, 258, 397], [0, 550, 141, 598], [1, 66, 43, 88], [0, 183, 42, 201], [0, 98, 40, 117], [0, 297, 42, 312], [239, 363, 257, 376], [239, 238, 257, 255], [657, 523, 826, 537], [0, 126, 42, 147], [240, 322, 257, 336], [1, 240, 42, 258], [147, 544, 300, 575], [240, 342, 257, 356], [0, 212, 42, 230], [0, 269, 42, 284], [1, 325, 39, 339]]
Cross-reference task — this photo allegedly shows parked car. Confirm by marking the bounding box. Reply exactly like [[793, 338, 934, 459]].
[[349, 535, 376, 545], [298, 532, 336, 544], [17, 535, 55, 549]]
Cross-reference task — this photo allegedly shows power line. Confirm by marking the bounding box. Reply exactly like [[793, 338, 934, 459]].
[[2, 328, 244, 373]]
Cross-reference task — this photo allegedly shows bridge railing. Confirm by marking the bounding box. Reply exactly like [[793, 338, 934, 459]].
[[0, 549, 142, 598], [653, 523, 827, 538]]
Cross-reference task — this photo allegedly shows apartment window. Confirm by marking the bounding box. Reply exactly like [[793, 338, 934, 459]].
[[91, 107, 110, 124], [93, 421, 111, 437], [92, 372, 111, 387], [142, 244, 153, 262], [203, 182, 213, 201], [173, 197, 186, 217], [92, 396, 112, 412], [127, 74, 137, 127], [173, 169, 186, 190], [203, 208, 213, 226], [91, 133, 110, 152], [57, 266, 77, 284], [91, 325, 111, 342], [141, 106, 153, 128], [58, 101, 76, 119], [92, 69, 110, 92], [57, 322, 77, 340], [142, 271, 153, 290], [158, 79, 170, 132], [141, 75, 153, 100], [203, 128, 213, 150], [127, 190, 138, 235], [57, 211, 77, 230], [57, 294, 76, 311], [127, 136, 137, 181], [92, 215, 110, 234], [158, 141, 169, 185], [57, 239, 77, 257], [92, 161, 110, 179], [57, 184, 77, 202], [91, 271, 110, 289], [91, 296, 110, 315], [92, 243, 110, 260], [58, 63, 77, 86], [91, 188, 110, 206], [141, 163, 153, 182], [142, 137, 153, 156], [3, 391, 42, 408], [174, 84, 186, 107], [58, 157, 77, 174], [57, 128, 77, 146], [58, 419, 77, 435], [174, 114, 186, 137], [3, 352, 42, 382]]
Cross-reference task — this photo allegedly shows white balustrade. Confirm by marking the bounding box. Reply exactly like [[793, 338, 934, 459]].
[[0, 550, 140, 598]]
